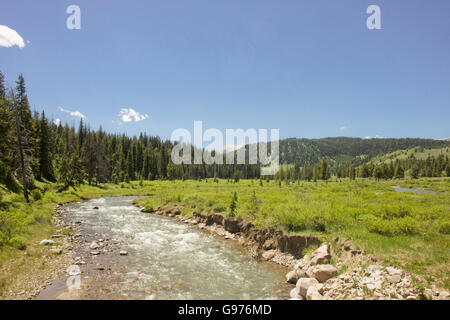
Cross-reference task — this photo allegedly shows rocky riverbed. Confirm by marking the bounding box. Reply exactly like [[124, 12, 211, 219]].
[[37, 197, 291, 300]]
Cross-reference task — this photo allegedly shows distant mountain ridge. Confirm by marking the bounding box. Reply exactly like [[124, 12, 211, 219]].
[[277, 137, 450, 166]]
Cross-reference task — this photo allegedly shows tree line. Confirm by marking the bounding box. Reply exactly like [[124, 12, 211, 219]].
[[1, 71, 449, 202], [0, 72, 265, 201]]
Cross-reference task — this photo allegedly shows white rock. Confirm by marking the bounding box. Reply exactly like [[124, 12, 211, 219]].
[[387, 274, 402, 284], [90, 241, 100, 249], [119, 250, 128, 256], [290, 288, 303, 300], [385, 267, 403, 276], [306, 286, 323, 300], [40, 239, 55, 246]]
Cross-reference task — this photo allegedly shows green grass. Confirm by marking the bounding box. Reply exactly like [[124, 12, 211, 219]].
[[0, 177, 449, 294], [134, 178, 450, 289], [0, 181, 157, 297]]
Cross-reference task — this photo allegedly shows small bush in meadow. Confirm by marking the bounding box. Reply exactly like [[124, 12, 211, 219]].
[[31, 189, 43, 201], [9, 236, 27, 250], [438, 221, 450, 235]]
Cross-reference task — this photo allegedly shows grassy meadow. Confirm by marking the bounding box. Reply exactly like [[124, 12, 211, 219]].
[[0, 177, 449, 294], [134, 178, 450, 289]]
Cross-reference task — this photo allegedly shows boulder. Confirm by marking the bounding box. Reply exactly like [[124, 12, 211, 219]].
[[294, 256, 311, 270], [387, 274, 402, 284], [307, 265, 338, 283], [289, 288, 303, 300], [261, 250, 276, 261], [386, 267, 403, 277], [310, 252, 331, 265], [296, 277, 319, 298], [119, 250, 128, 256], [40, 239, 55, 246], [311, 244, 329, 256], [306, 285, 323, 300], [286, 270, 299, 284]]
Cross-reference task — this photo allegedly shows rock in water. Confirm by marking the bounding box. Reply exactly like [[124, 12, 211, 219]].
[[286, 270, 299, 284]]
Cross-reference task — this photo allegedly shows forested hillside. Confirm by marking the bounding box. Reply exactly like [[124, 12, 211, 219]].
[[278, 137, 449, 166], [1, 71, 449, 201]]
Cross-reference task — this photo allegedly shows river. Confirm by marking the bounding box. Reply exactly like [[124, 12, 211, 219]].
[[53, 196, 290, 300]]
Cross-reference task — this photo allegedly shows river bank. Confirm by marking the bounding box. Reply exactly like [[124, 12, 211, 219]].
[[139, 203, 449, 300], [36, 197, 292, 300], [1, 179, 448, 300]]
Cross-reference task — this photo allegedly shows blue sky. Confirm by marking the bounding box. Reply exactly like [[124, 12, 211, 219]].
[[0, 0, 449, 140]]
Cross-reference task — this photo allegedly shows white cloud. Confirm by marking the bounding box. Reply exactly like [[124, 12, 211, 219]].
[[363, 135, 383, 139], [119, 108, 149, 123], [0, 25, 25, 48], [53, 118, 61, 126], [339, 126, 347, 131], [59, 106, 85, 118]]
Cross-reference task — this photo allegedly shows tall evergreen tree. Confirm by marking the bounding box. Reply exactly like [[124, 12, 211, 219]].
[[38, 111, 55, 181]]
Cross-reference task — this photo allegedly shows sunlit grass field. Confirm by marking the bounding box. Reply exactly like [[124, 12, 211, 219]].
[[1, 177, 449, 293], [134, 178, 450, 289]]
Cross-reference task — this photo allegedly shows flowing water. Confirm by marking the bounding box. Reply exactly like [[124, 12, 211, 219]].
[[65, 196, 289, 300], [392, 186, 437, 194]]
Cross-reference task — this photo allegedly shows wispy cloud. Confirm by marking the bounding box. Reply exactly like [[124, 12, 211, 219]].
[[0, 25, 25, 48], [53, 118, 61, 126], [59, 106, 85, 118], [339, 126, 347, 131], [119, 108, 149, 123]]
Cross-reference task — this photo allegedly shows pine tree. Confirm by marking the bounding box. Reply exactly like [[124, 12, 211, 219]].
[[38, 111, 55, 181], [9, 89, 33, 202]]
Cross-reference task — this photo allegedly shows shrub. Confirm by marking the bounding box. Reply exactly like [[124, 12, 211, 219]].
[[31, 189, 43, 201], [9, 236, 27, 250], [438, 221, 450, 235], [229, 192, 238, 217], [143, 205, 154, 213], [367, 216, 419, 236]]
